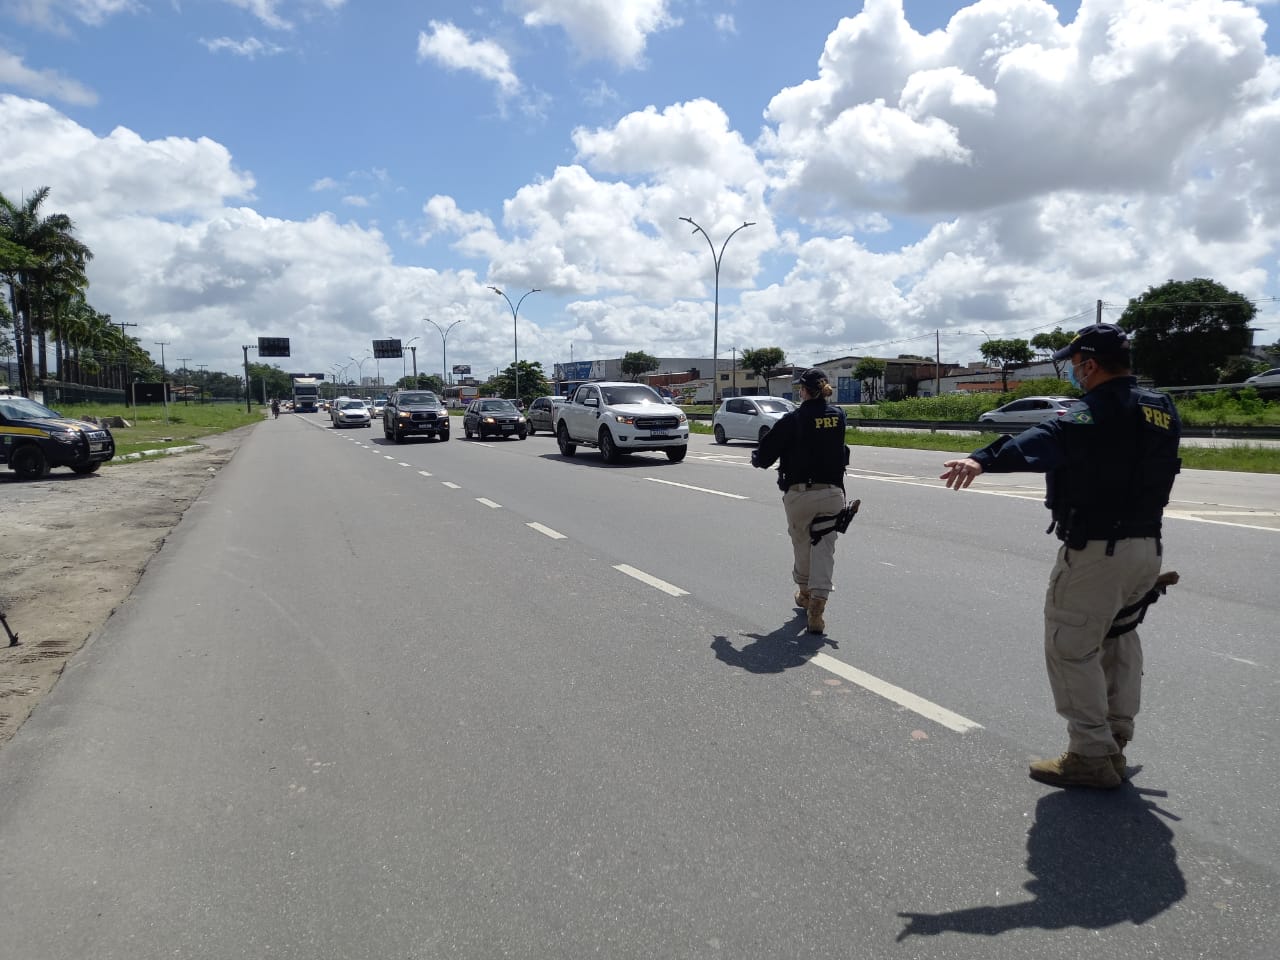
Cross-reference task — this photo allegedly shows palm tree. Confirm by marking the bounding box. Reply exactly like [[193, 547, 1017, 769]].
[[0, 188, 92, 396]]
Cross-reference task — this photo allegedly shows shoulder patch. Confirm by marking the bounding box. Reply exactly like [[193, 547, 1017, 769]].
[[1069, 409, 1094, 424]]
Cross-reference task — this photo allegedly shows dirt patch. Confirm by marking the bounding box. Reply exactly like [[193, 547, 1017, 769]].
[[0, 426, 251, 746]]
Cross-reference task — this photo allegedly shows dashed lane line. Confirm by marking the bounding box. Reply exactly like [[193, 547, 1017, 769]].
[[613, 564, 689, 597], [418, 470, 433, 477], [810, 653, 984, 734], [476, 498, 502, 509], [645, 477, 749, 500], [398, 462, 411, 467], [442, 481, 461, 489], [527, 522, 567, 540]]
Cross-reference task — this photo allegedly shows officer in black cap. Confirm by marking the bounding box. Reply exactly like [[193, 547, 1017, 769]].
[[751, 368, 849, 633], [939, 323, 1181, 789]]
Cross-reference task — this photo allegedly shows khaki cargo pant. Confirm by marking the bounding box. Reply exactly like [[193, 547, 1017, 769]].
[[1043, 538, 1162, 757], [784, 483, 847, 600]]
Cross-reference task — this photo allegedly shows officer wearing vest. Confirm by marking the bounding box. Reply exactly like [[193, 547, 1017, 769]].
[[939, 323, 1181, 789], [751, 368, 849, 634]]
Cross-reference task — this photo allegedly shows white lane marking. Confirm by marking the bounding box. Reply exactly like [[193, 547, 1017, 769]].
[[476, 498, 502, 509], [613, 564, 689, 597], [527, 522, 567, 540], [442, 482, 461, 489], [398, 462, 411, 466], [810, 653, 983, 733], [384, 455, 396, 460], [1164, 512, 1279, 533], [645, 477, 749, 500], [418, 470, 433, 477]]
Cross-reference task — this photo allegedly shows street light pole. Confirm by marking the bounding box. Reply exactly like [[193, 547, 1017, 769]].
[[404, 336, 420, 385], [678, 217, 755, 408], [488, 286, 540, 401], [424, 317, 465, 390], [177, 357, 192, 404], [350, 354, 370, 394]]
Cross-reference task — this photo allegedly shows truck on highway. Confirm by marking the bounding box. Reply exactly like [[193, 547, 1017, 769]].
[[291, 376, 322, 413]]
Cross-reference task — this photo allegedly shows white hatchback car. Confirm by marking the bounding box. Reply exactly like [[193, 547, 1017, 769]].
[[331, 398, 372, 428], [712, 396, 796, 444], [977, 396, 1079, 427], [1245, 367, 1280, 387]]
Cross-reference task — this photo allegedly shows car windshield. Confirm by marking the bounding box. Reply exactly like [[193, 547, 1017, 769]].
[[601, 386, 661, 405], [399, 393, 437, 405], [756, 399, 791, 414], [0, 397, 59, 420], [478, 400, 515, 412], [340, 400, 365, 410]]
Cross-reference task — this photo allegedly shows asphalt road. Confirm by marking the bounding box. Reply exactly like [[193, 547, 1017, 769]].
[[2, 413, 1277, 959]]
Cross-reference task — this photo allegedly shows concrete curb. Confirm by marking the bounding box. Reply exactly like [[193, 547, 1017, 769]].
[[116, 444, 205, 461]]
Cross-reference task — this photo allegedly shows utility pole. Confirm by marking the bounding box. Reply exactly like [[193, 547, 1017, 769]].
[[196, 363, 208, 404], [1097, 299, 1103, 323], [242, 344, 258, 414], [116, 322, 138, 405], [177, 358, 191, 404], [154, 341, 169, 378], [935, 330, 941, 397]]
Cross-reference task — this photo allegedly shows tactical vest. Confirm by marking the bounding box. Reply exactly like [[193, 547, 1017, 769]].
[[1048, 383, 1181, 545], [778, 400, 848, 489]]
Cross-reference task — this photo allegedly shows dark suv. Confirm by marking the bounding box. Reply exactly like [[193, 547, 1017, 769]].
[[383, 390, 451, 443], [1, 395, 115, 480]]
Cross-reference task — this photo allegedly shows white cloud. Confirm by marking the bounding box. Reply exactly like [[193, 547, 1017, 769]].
[[200, 36, 287, 58], [761, 0, 1271, 217], [509, 0, 678, 68], [341, 195, 369, 207], [714, 13, 736, 35], [310, 177, 339, 191], [0, 47, 97, 104], [3, 0, 138, 30], [224, 0, 292, 31], [417, 20, 520, 96]]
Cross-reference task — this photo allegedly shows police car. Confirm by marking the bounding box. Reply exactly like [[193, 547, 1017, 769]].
[[0, 395, 116, 480]]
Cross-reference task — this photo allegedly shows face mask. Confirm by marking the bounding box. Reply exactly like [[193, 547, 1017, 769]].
[[1067, 362, 1084, 390]]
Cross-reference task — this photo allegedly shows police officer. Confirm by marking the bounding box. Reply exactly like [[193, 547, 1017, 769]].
[[752, 368, 849, 634], [939, 323, 1181, 789]]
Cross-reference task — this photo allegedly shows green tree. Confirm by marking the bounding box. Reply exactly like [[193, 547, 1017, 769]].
[[853, 357, 887, 403], [488, 360, 549, 405], [0, 187, 91, 395], [1218, 355, 1262, 384], [398, 373, 445, 394], [740, 346, 786, 393], [1261, 339, 1280, 366], [1118, 278, 1255, 386], [620, 350, 659, 380], [979, 338, 1034, 392], [247, 362, 294, 402], [1030, 328, 1075, 378]]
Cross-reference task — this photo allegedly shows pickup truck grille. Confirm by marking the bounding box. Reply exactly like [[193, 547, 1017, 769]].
[[409, 411, 442, 421], [635, 415, 679, 430]]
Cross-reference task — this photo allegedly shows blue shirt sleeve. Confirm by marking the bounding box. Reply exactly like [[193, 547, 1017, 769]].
[[970, 419, 1068, 474]]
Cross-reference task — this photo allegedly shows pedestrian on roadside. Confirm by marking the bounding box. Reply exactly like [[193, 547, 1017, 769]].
[[751, 368, 849, 634], [939, 323, 1181, 789]]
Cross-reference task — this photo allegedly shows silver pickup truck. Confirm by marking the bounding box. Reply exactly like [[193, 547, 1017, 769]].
[[554, 381, 688, 463]]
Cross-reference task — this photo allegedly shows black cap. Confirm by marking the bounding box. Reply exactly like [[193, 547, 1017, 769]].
[[794, 368, 829, 390], [1052, 323, 1131, 362]]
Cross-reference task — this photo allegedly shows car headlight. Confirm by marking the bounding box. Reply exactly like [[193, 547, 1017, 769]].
[[51, 430, 80, 443], [677, 412, 687, 424], [398, 411, 412, 418], [614, 414, 636, 425], [482, 417, 496, 424]]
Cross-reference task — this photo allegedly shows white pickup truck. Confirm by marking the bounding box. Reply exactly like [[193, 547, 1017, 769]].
[[555, 381, 688, 463]]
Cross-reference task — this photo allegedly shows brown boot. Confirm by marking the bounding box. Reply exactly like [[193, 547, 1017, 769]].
[[1028, 751, 1121, 789], [806, 597, 826, 634], [794, 587, 811, 610]]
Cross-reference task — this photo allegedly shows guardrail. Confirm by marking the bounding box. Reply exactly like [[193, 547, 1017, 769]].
[[844, 418, 1280, 440]]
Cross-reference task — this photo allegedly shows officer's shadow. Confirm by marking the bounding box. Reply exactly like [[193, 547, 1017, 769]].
[[897, 784, 1186, 941], [711, 612, 837, 674]]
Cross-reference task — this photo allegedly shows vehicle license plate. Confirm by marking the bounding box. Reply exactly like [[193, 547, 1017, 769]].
[[502, 425, 515, 431], [90, 442, 106, 452]]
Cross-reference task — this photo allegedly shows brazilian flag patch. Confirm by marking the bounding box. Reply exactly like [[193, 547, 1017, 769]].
[[1070, 409, 1094, 424]]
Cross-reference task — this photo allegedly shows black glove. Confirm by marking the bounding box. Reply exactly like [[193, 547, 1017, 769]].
[[750, 450, 761, 468]]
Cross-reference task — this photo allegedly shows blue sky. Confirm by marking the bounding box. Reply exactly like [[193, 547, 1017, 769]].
[[3, 0, 1279, 384]]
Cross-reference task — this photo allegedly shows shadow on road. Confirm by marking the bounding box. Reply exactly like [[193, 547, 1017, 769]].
[[896, 784, 1186, 941], [711, 612, 838, 673]]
